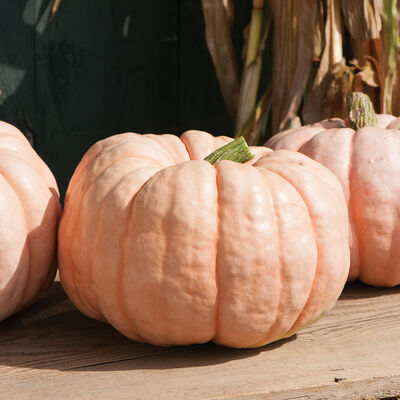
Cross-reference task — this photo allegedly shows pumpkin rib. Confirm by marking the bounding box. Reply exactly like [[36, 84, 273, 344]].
[[65, 135, 130, 191], [347, 131, 361, 280], [118, 191, 147, 343], [88, 166, 154, 323], [64, 180, 102, 319], [255, 165, 318, 340], [0, 123, 58, 190], [59, 210, 90, 319], [66, 201, 99, 319], [0, 148, 58, 194], [0, 174, 31, 320], [212, 164, 221, 343], [144, 134, 190, 164], [282, 174, 320, 335], [69, 134, 169, 196], [257, 168, 283, 345], [350, 128, 400, 285], [0, 167, 57, 311], [180, 131, 233, 161], [86, 187, 108, 320], [179, 135, 193, 160], [0, 171, 31, 312], [117, 165, 164, 342], [71, 156, 158, 217], [257, 157, 345, 335], [77, 163, 161, 321], [119, 161, 217, 345], [164, 161, 217, 344], [64, 156, 161, 316], [0, 121, 60, 321], [386, 214, 400, 286], [143, 135, 180, 165], [266, 126, 329, 152], [0, 154, 60, 309], [213, 162, 283, 347], [296, 129, 359, 278]]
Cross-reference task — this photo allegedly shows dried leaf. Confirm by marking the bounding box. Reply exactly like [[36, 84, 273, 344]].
[[201, 0, 240, 121], [283, 116, 302, 131], [324, 60, 355, 118], [236, 89, 271, 144], [247, 90, 272, 145], [303, 0, 344, 123], [269, 0, 318, 133], [237, 83, 271, 145], [313, 1, 325, 62], [350, 58, 379, 87], [340, 0, 382, 40]]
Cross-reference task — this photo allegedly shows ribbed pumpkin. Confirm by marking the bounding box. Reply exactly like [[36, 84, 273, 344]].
[[0, 121, 61, 321], [266, 92, 400, 286], [58, 130, 349, 348]]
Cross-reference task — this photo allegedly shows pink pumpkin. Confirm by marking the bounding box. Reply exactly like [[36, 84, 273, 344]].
[[58, 130, 349, 348], [0, 121, 61, 320], [266, 92, 400, 286]]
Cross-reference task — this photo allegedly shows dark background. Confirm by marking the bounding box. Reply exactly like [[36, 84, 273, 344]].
[[0, 0, 250, 198]]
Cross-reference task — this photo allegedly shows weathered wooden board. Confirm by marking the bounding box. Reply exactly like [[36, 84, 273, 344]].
[[1, 281, 400, 399]]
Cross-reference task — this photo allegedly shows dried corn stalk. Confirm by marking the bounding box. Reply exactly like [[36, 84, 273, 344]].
[[270, 0, 318, 133], [201, 0, 240, 122], [235, 0, 271, 141], [303, 0, 345, 123], [341, 0, 382, 40], [203, 0, 399, 140]]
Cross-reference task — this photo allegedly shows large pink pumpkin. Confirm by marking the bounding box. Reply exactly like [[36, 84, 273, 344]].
[[0, 121, 61, 320], [58, 130, 349, 348], [266, 98, 400, 286]]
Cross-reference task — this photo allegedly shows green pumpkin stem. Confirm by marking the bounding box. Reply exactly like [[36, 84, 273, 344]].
[[346, 92, 378, 130], [204, 136, 254, 165]]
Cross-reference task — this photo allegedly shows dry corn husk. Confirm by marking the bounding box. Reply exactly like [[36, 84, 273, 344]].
[[201, 0, 240, 122], [270, 0, 318, 133]]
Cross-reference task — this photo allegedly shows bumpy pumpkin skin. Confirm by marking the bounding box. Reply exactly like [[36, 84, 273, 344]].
[[58, 130, 349, 348], [0, 121, 61, 321], [266, 114, 400, 286]]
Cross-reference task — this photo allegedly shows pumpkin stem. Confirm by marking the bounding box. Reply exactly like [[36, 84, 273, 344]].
[[346, 92, 378, 130], [204, 136, 254, 164]]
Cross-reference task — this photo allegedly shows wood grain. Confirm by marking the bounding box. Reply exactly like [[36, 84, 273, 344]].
[[0, 281, 399, 399]]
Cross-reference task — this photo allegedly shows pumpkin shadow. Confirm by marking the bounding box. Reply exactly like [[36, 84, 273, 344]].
[[0, 281, 296, 372], [339, 281, 400, 301]]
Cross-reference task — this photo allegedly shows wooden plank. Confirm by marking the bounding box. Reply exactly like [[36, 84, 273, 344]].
[[243, 376, 400, 400], [0, 281, 400, 399]]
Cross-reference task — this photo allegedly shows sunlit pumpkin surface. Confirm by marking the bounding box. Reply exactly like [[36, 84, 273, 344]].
[[266, 114, 400, 286], [58, 130, 349, 348], [0, 121, 60, 321]]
